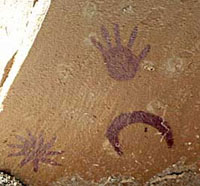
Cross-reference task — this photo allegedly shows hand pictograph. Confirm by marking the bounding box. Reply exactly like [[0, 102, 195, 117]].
[[91, 24, 150, 80]]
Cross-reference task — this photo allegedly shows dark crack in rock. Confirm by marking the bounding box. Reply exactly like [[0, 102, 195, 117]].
[[51, 157, 200, 186], [145, 157, 200, 186]]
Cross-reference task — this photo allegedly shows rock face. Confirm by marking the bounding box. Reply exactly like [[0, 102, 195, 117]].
[[0, 0, 200, 186]]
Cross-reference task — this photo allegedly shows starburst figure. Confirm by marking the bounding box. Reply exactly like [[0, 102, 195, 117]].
[[7, 130, 64, 172]]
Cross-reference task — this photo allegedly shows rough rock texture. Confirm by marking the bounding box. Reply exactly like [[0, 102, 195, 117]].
[[51, 158, 200, 185], [0, 171, 25, 186], [0, 0, 200, 185]]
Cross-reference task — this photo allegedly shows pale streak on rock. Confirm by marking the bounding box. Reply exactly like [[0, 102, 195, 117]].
[[161, 56, 186, 78], [83, 2, 97, 19], [0, 0, 51, 111], [146, 99, 167, 115]]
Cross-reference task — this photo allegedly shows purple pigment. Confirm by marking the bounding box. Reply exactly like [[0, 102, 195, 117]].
[[91, 24, 150, 80], [106, 111, 174, 155]]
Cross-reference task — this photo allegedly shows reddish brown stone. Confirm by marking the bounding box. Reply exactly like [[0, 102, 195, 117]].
[[0, 0, 200, 185]]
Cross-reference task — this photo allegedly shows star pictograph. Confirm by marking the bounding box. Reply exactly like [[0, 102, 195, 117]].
[[7, 129, 64, 172]]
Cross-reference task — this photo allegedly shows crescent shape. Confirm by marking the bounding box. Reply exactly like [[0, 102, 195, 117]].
[[105, 111, 174, 155]]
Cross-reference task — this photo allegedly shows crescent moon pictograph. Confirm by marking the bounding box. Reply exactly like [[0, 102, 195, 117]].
[[106, 111, 174, 155]]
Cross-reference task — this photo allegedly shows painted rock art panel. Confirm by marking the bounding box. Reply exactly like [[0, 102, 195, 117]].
[[0, 0, 200, 185]]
